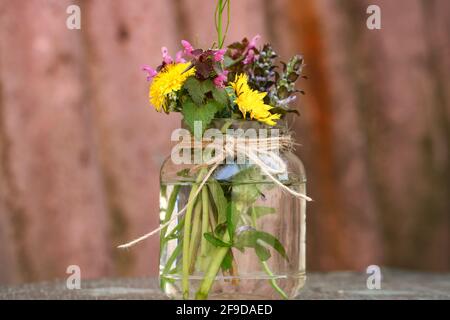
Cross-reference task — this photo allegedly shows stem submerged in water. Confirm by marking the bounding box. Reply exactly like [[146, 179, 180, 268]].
[[181, 184, 198, 299], [181, 168, 208, 299], [160, 239, 183, 289], [196, 233, 230, 300], [250, 207, 288, 299], [199, 187, 210, 271], [188, 198, 202, 272], [160, 185, 180, 249]]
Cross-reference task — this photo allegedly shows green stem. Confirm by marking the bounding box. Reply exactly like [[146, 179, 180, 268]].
[[181, 168, 207, 299], [188, 198, 202, 272], [162, 185, 180, 228], [217, 0, 223, 48], [182, 185, 198, 299], [161, 218, 184, 247], [160, 185, 180, 250], [160, 185, 182, 291], [250, 207, 288, 299], [199, 187, 210, 271], [162, 220, 184, 275], [215, 0, 231, 48], [195, 232, 230, 300], [208, 200, 217, 230], [160, 240, 183, 288], [261, 261, 288, 299]]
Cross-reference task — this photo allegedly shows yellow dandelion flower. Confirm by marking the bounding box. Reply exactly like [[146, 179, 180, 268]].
[[230, 74, 281, 126], [149, 63, 195, 112]]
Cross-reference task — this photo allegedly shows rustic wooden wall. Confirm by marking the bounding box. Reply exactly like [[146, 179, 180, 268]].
[[0, 0, 448, 284]]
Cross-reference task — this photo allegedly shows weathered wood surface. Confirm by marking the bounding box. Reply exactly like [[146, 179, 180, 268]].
[[0, 0, 449, 285], [1, 270, 449, 300]]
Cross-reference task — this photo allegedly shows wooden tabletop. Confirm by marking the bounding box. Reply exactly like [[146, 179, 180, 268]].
[[1, 270, 449, 300]]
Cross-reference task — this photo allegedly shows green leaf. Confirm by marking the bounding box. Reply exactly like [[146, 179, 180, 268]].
[[208, 179, 227, 224], [203, 232, 231, 247], [183, 77, 205, 105], [221, 250, 233, 271], [233, 229, 289, 262], [255, 243, 271, 261], [183, 78, 216, 105], [256, 231, 289, 261], [166, 232, 181, 241], [226, 202, 239, 240], [205, 100, 223, 113], [201, 79, 215, 93], [249, 206, 276, 218], [223, 56, 235, 68], [225, 86, 236, 104], [233, 228, 258, 251], [214, 223, 227, 237], [212, 87, 229, 107], [176, 168, 190, 177], [181, 99, 218, 139], [231, 166, 263, 203]]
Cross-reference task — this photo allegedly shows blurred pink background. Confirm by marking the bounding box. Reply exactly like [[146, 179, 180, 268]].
[[0, 0, 448, 284]]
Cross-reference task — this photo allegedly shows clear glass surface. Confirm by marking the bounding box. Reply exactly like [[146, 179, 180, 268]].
[[159, 119, 306, 299]]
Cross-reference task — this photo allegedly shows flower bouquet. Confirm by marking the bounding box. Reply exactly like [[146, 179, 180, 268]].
[[120, 0, 311, 300]]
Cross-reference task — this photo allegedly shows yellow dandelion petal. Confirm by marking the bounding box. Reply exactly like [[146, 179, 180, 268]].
[[229, 73, 280, 126], [149, 62, 195, 112], [260, 113, 281, 126]]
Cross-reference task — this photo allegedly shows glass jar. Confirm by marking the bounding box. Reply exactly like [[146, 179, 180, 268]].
[[159, 119, 307, 299]]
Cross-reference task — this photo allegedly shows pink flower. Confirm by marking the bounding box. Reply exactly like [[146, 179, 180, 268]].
[[175, 50, 186, 63], [161, 47, 173, 64], [248, 34, 261, 50], [181, 40, 194, 56], [243, 49, 256, 65], [213, 49, 226, 62], [141, 64, 157, 81], [213, 70, 229, 88], [242, 34, 260, 64]]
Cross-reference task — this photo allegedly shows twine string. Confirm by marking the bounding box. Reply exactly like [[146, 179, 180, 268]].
[[118, 134, 312, 249]]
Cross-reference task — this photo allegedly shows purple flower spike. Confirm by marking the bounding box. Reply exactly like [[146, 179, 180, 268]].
[[181, 40, 194, 56], [141, 64, 157, 81], [213, 70, 229, 88], [175, 51, 186, 63], [161, 47, 173, 64], [213, 49, 226, 62]]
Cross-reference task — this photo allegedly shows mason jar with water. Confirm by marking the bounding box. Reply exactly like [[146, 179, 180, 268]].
[[159, 119, 308, 300]]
